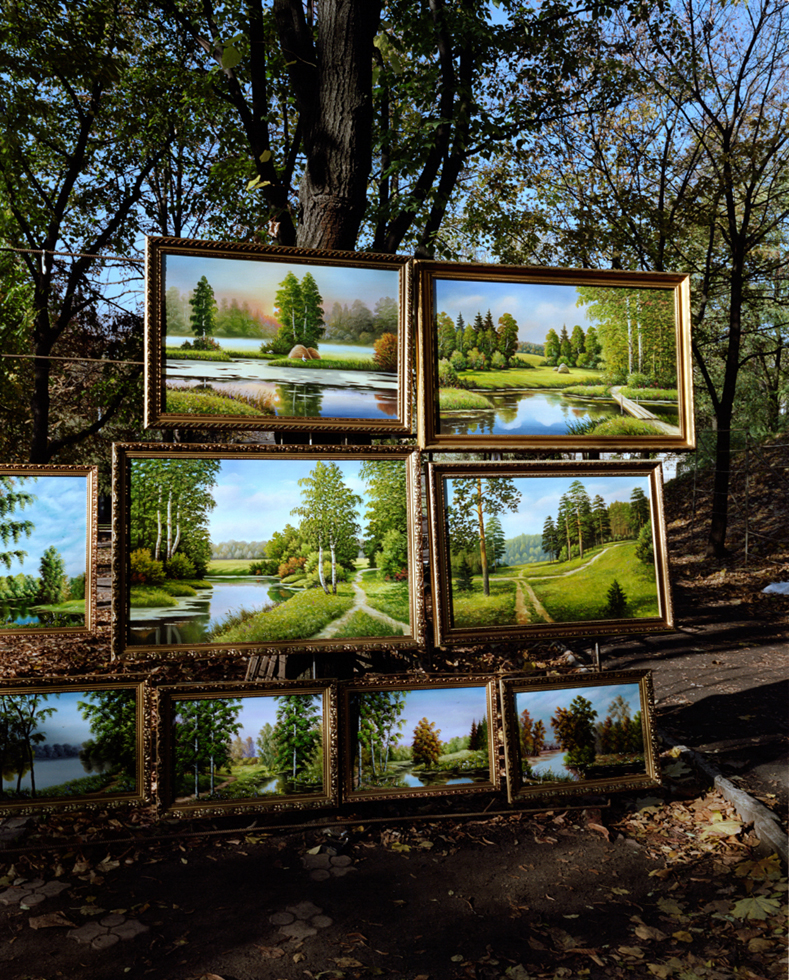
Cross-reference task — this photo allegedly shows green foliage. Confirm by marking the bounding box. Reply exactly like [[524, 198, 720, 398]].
[[78, 690, 138, 780], [376, 528, 408, 579], [189, 276, 218, 340], [175, 698, 243, 798], [635, 520, 654, 565], [373, 332, 398, 372], [0, 573, 40, 603], [619, 387, 678, 402], [412, 717, 442, 768], [454, 553, 474, 592], [129, 548, 165, 586], [604, 579, 628, 617], [165, 348, 232, 362], [37, 546, 68, 606], [256, 722, 278, 770], [165, 552, 196, 581], [274, 694, 321, 778], [68, 573, 86, 601], [551, 695, 598, 768], [359, 459, 408, 565], [0, 476, 36, 570], [270, 271, 325, 353]]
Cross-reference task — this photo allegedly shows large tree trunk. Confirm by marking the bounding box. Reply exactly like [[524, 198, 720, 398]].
[[274, 0, 381, 250]]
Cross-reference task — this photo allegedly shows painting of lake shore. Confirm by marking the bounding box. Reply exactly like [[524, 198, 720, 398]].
[[0, 680, 144, 813], [429, 460, 673, 645], [418, 262, 693, 450], [0, 466, 96, 635], [500, 672, 660, 801], [113, 444, 422, 657], [157, 682, 336, 814], [145, 239, 412, 434], [343, 678, 498, 801]]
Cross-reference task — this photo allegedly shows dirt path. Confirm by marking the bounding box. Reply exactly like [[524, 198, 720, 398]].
[[517, 575, 554, 623], [312, 575, 408, 638], [530, 543, 618, 580]]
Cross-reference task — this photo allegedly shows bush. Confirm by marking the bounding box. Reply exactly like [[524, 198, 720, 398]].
[[165, 552, 196, 580], [129, 548, 165, 586], [438, 358, 459, 387], [305, 560, 347, 588], [490, 350, 507, 370], [635, 520, 654, 564], [373, 332, 398, 371], [191, 335, 222, 351], [249, 560, 267, 575], [627, 371, 652, 388], [376, 528, 408, 580], [450, 349, 467, 372], [68, 573, 86, 600], [466, 347, 487, 371], [278, 555, 306, 580]]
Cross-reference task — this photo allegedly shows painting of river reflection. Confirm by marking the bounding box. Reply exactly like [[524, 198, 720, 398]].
[[345, 680, 497, 801], [161, 684, 336, 814], [118, 445, 420, 656], [501, 673, 660, 802], [146, 239, 412, 434]]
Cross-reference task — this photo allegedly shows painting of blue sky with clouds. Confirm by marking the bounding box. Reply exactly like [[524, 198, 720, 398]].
[[161, 253, 403, 423], [348, 684, 492, 795], [512, 681, 647, 788], [126, 453, 412, 651], [0, 473, 89, 630]]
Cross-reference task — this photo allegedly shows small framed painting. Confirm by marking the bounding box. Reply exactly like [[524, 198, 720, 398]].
[[112, 443, 424, 658], [155, 681, 337, 816], [0, 465, 97, 636], [428, 460, 673, 646], [416, 260, 694, 451], [0, 677, 149, 815], [500, 671, 660, 801], [144, 237, 413, 435], [341, 676, 499, 802]]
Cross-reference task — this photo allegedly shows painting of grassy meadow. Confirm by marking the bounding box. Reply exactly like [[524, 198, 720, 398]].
[[347, 683, 494, 798], [121, 449, 416, 652], [430, 275, 682, 441], [435, 465, 666, 640], [0, 472, 91, 631]]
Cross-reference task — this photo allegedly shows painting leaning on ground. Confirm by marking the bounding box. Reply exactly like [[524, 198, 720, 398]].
[[0, 684, 140, 810], [432, 464, 667, 640], [158, 250, 403, 424], [118, 447, 417, 653], [430, 275, 683, 441], [0, 472, 91, 631]]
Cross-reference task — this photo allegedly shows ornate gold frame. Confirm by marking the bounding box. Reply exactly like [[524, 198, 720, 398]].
[[500, 670, 661, 802], [340, 674, 500, 802], [416, 260, 694, 451], [144, 237, 414, 434], [428, 459, 673, 646], [112, 443, 424, 658], [155, 680, 338, 817], [0, 676, 150, 815], [0, 465, 98, 637]]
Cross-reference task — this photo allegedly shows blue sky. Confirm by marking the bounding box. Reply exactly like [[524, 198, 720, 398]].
[[446, 473, 651, 539], [514, 682, 643, 741], [207, 458, 368, 543], [434, 279, 595, 345], [175, 694, 323, 745], [1, 690, 96, 747], [3, 475, 88, 578], [359, 686, 489, 744], [164, 254, 399, 321]]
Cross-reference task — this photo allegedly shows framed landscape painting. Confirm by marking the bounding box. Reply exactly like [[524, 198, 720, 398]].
[[341, 676, 499, 802], [144, 237, 413, 435], [500, 671, 660, 802], [156, 681, 337, 816], [417, 260, 694, 450], [0, 677, 148, 815], [0, 465, 97, 636], [428, 460, 673, 646], [112, 444, 424, 658]]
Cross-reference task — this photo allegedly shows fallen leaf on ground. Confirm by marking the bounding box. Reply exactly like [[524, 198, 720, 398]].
[[635, 924, 667, 941], [29, 912, 77, 930], [256, 945, 286, 959], [619, 946, 645, 958], [731, 895, 782, 920], [700, 820, 743, 837], [334, 957, 364, 968]]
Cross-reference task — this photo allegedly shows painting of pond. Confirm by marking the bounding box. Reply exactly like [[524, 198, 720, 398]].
[[0, 683, 143, 812], [160, 684, 335, 813], [145, 240, 412, 433], [116, 445, 420, 656], [345, 680, 497, 800], [501, 673, 660, 801], [420, 264, 693, 449], [0, 468, 94, 634]]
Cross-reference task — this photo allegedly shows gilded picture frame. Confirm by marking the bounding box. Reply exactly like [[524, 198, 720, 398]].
[[341, 675, 500, 802], [112, 443, 424, 658], [144, 237, 413, 435], [500, 670, 660, 802], [0, 464, 98, 637], [155, 680, 338, 817], [428, 460, 673, 646], [416, 260, 694, 451], [0, 676, 149, 815]]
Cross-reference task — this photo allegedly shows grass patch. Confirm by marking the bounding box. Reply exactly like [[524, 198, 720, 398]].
[[451, 580, 517, 629], [165, 347, 231, 362], [208, 559, 267, 576], [268, 356, 378, 371], [459, 365, 603, 390], [620, 386, 678, 402], [330, 610, 405, 638], [561, 384, 612, 398], [129, 586, 179, 608], [223, 349, 277, 360], [358, 570, 410, 622], [206, 604, 270, 641], [214, 586, 354, 644], [525, 540, 659, 622], [591, 415, 674, 436], [165, 386, 275, 417], [160, 581, 198, 597], [31, 599, 85, 614], [438, 388, 494, 411]]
